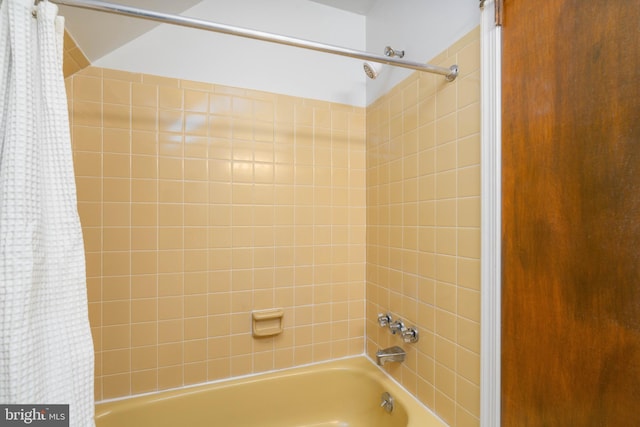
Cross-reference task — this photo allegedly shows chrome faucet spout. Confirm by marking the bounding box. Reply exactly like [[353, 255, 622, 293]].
[[376, 346, 406, 366]]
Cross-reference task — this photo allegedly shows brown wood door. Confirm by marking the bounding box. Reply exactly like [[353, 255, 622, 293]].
[[501, 0, 640, 425]]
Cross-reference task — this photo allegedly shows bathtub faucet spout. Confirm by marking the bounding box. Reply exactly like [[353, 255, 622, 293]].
[[376, 346, 406, 366]]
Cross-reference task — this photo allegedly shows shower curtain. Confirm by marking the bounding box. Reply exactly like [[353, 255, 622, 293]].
[[0, 0, 95, 425]]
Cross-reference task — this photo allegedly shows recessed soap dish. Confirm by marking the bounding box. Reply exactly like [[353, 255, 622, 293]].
[[252, 308, 284, 337]]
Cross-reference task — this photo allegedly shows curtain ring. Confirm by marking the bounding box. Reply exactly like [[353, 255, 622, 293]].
[[32, 0, 42, 17], [32, 0, 49, 15]]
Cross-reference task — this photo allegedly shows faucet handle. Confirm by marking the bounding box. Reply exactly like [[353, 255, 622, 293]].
[[389, 320, 405, 335], [377, 313, 393, 328], [380, 392, 394, 413], [401, 326, 419, 343]]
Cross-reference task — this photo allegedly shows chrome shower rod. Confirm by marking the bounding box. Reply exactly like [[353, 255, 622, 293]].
[[50, 0, 459, 81]]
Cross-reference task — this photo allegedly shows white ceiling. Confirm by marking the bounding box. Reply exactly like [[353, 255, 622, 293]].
[[59, 0, 378, 62]]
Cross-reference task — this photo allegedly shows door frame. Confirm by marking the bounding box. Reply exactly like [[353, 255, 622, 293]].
[[480, 1, 501, 426]]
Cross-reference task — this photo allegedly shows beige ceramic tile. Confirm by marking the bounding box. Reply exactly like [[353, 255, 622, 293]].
[[73, 76, 102, 102], [103, 79, 130, 105]]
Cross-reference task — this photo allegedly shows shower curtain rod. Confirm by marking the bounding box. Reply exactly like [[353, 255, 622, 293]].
[[49, 0, 459, 81]]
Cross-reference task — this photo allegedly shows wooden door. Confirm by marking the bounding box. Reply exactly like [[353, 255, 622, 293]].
[[501, 1, 640, 425]]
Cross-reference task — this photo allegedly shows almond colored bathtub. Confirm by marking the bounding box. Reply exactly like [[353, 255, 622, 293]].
[[95, 357, 447, 427]]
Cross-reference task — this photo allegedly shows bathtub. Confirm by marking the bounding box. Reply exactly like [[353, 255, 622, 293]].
[[95, 356, 447, 427]]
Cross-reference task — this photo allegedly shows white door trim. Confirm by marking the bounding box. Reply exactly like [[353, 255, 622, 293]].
[[480, 1, 502, 426]]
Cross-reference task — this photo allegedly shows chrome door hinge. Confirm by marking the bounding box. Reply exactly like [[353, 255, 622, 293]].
[[480, 0, 503, 27], [495, 0, 503, 26]]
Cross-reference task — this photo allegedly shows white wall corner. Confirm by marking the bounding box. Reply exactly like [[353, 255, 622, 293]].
[[364, 0, 480, 105]]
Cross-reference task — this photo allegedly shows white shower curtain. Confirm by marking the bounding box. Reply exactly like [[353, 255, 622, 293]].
[[0, 0, 95, 425]]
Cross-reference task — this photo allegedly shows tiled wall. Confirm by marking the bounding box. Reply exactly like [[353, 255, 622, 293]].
[[65, 67, 367, 401], [65, 24, 479, 419], [365, 27, 481, 427], [63, 30, 90, 78]]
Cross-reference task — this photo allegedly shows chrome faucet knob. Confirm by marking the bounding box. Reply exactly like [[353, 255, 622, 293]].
[[377, 313, 393, 327], [401, 326, 419, 343], [389, 320, 405, 335]]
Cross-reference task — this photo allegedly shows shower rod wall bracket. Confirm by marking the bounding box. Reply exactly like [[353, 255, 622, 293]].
[[446, 65, 459, 82], [49, 0, 459, 81], [385, 46, 405, 58]]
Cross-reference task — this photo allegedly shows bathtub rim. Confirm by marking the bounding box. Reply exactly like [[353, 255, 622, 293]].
[[95, 355, 448, 427]]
